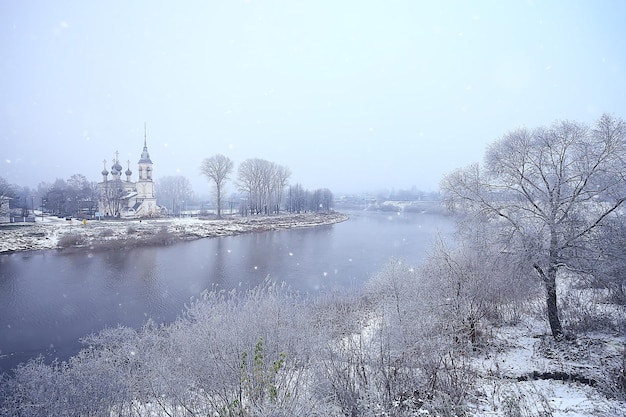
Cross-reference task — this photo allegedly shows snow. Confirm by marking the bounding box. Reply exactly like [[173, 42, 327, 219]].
[[470, 316, 626, 416], [0, 212, 349, 253]]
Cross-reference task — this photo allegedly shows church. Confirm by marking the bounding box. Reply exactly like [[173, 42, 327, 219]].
[[98, 132, 159, 218]]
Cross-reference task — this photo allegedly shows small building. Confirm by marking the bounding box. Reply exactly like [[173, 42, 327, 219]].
[[98, 130, 158, 218]]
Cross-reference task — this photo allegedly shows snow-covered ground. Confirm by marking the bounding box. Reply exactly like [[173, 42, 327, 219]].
[[0, 212, 349, 253], [468, 316, 626, 416]]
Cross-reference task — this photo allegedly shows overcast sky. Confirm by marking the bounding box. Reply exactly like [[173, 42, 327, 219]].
[[2, 1, 625, 196]]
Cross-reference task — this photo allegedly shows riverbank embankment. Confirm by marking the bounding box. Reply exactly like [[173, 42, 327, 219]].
[[0, 212, 349, 253]]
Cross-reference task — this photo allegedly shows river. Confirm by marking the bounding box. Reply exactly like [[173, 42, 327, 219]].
[[0, 209, 455, 374]]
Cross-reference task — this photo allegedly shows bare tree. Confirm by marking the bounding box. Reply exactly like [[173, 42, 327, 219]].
[[200, 154, 233, 218], [272, 165, 291, 214], [237, 158, 261, 215], [156, 175, 194, 216], [442, 114, 626, 339], [98, 178, 125, 217]]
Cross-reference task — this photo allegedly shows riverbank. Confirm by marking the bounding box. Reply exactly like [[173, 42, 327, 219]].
[[0, 212, 349, 253]]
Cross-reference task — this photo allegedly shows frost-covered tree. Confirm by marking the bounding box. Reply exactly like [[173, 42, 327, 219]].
[[200, 154, 233, 218], [442, 114, 626, 340]]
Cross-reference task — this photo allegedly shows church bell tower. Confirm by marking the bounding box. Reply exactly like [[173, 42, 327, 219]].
[[135, 124, 157, 215]]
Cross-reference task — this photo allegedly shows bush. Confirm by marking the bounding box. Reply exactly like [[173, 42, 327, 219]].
[[143, 226, 173, 245], [99, 228, 115, 237], [318, 259, 478, 415], [560, 287, 620, 333], [57, 233, 87, 248]]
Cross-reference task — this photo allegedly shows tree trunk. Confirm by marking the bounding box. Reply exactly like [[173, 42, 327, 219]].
[[545, 271, 564, 340], [216, 185, 221, 218], [533, 263, 564, 340]]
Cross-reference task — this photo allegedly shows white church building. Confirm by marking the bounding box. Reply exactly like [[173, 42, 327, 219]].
[[98, 132, 158, 218]]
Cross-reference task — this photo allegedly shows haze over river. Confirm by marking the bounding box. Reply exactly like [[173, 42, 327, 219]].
[[0, 210, 454, 374]]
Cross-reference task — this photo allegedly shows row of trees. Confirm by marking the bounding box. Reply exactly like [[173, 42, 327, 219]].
[[201, 155, 335, 218], [286, 184, 334, 213], [45, 174, 97, 216], [237, 158, 291, 216], [2, 155, 334, 220], [1, 173, 196, 219], [0, 174, 98, 218]]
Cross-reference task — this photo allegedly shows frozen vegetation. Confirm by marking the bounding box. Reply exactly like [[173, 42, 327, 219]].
[[1, 253, 624, 416]]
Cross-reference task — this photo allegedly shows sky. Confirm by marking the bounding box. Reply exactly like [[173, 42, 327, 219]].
[[1, 0, 625, 196]]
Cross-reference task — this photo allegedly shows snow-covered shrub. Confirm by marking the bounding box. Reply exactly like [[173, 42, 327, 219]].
[[143, 225, 173, 245], [419, 238, 513, 347], [328, 258, 477, 415], [559, 286, 620, 333], [138, 280, 320, 416], [0, 358, 66, 417], [308, 294, 373, 416], [57, 232, 87, 248], [310, 285, 434, 416], [99, 227, 115, 237], [351, 234, 538, 415]]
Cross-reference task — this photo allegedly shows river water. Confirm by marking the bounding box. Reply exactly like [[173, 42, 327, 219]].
[[0, 210, 455, 374]]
